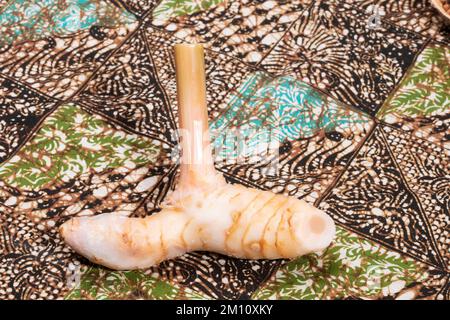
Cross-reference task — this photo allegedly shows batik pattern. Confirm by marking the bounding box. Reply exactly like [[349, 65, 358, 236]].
[[0, 0, 448, 300], [382, 126, 449, 270], [0, 211, 78, 299], [253, 226, 448, 300], [0, 0, 138, 99], [0, 103, 172, 228], [150, 251, 282, 300], [74, 30, 178, 144], [151, 0, 311, 64], [0, 0, 136, 46], [260, 1, 426, 115], [153, 0, 224, 23], [65, 265, 211, 299], [377, 44, 450, 148], [210, 71, 373, 204], [338, 0, 450, 44], [320, 125, 448, 270], [211, 72, 370, 142], [114, 0, 159, 17], [0, 75, 58, 163]]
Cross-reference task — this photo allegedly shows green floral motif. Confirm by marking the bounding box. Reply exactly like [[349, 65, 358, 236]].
[[378, 45, 450, 119], [252, 227, 428, 300], [153, 0, 224, 24], [0, 0, 136, 46], [65, 266, 210, 300], [210, 72, 370, 160], [0, 104, 161, 190]]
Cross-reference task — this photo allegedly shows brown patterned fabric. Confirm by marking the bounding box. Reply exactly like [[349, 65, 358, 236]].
[[0, 0, 448, 300]]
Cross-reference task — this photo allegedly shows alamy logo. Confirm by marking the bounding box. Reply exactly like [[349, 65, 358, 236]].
[[66, 261, 81, 289], [366, 5, 384, 30]]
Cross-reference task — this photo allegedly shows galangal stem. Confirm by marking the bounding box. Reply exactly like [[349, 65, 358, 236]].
[[174, 44, 216, 189]]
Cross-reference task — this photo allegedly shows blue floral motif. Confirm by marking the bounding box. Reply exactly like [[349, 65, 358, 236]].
[[0, 0, 136, 45], [210, 72, 370, 160]]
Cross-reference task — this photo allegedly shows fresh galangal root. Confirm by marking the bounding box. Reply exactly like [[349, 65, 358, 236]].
[[60, 44, 336, 270]]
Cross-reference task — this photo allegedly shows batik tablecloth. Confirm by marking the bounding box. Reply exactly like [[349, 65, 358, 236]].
[[0, 0, 448, 300]]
